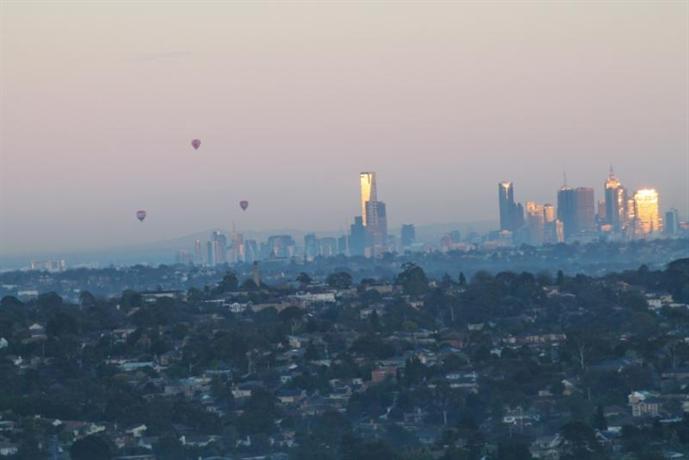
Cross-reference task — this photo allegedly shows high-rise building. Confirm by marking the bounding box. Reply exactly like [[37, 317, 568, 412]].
[[633, 189, 660, 237], [360, 172, 377, 226], [543, 203, 563, 244], [365, 200, 388, 250], [557, 186, 577, 240], [557, 186, 595, 240], [304, 233, 319, 261], [337, 235, 348, 255], [604, 168, 627, 231], [543, 203, 556, 223], [498, 181, 524, 232], [206, 241, 215, 267], [525, 201, 545, 245], [212, 231, 227, 265], [320, 237, 337, 257], [194, 239, 203, 265], [349, 216, 367, 257], [400, 224, 416, 249], [498, 181, 515, 231], [574, 187, 596, 233], [665, 209, 679, 236]]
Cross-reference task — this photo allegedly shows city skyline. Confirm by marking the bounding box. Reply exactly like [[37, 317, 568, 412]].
[[1, 2, 687, 255]]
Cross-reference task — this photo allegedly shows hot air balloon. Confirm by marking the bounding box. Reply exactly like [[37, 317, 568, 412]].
[[191, 139, 201, 150], [240, 200, 249, 211], [136, 210, 147, 222]]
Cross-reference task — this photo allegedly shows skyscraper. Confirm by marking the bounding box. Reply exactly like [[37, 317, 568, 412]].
[[349, 216, 366, 257], [574, 187, 596, 233], [604, 168, 627, 232], [557, 186, 595, 240], [304, 233, 319, 261], [665, 209, 679, 236], [498, 181, 515, 231], [360, 172, 377, 226], [400, 224, 416, 249], [365, 200, 388, 251], [633, 189, 660, 237], [525, 202, 545, 245], [557, 186, 577, 240]]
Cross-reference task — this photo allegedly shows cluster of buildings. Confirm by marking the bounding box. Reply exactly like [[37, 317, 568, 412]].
[[176, 168, 684, 267], [180, 171, 416, 266], [498, 167, 682, 245]]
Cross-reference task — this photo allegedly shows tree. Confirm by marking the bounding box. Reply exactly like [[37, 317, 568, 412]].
[[556, 270, 565, 286], [591, 405, 607, 431], [327, 271, 353, 290], [297, 272, 312, 287], [497, 437, 534, 460], [1, 295, 23, 308], [46, 311, 79, 337], [218, 272, 239, 293], [37, 292, 63, 309], [70, 435, 111, 460], [396, 263, 429, 296], [79, 290, 96, 307], [458, 272, 467, 287]]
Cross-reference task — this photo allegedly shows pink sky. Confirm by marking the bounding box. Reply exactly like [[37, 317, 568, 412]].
[[1, 2, 687, 254]]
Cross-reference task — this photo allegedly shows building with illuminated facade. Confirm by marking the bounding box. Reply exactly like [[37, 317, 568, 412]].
[[525, 201, 545, 246], [360, 172, 377, 226], [498, 181, 524, 232], [633, 188, 661, 237], [604, 168, 627, 232]]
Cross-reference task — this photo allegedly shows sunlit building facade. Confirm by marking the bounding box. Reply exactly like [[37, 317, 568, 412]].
[[604, 169, 627, 232], [525, 201, 545, 245], [360, 172, 377, 226], [633, 189, 660, 237]]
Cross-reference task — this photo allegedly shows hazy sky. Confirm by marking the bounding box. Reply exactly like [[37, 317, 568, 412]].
[[1, 1, 687, 255]]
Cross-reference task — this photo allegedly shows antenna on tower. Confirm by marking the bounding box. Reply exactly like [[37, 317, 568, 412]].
[[562, 170, 568, 188], [609, 164, 615, 178]]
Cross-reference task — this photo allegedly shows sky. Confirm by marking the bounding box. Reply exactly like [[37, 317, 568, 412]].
[[1, 1, 687, 255]]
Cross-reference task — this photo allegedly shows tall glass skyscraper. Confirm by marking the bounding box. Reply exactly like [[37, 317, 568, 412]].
[[604, 168, 627, 232], [360, 172, 377, 226]]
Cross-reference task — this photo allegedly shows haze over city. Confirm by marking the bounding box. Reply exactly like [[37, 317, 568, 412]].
[[1, 1, 687, 256]]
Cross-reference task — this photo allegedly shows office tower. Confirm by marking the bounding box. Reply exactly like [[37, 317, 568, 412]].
[[557, 186, 577, 240], [266, 235, 296, 259], [597, 199, 606, 224], [558, 186, 595, 240], [604, 168, 627, 231], [498, 181, 515, 231], [337, 235, 348, 255], [633, 189, 660, 237], [349, 216, 367, 257], [400, 224, 416, 249], [192, 240, 202, 265], [665, 209, 679, 236], [244, 239, 259, 263], [543, 203, 556, 223], [206, 241, 215, 267], [543, 203, 562, 244], [360, 172, 377, 226], [212, 231, 227, 265], [525, 202, 545, 245], [498, 181, 524, 232], [304, 233, 319, 261], [320, 237, 337, 257], [176, 250, 192, 265], [365, 200, 388, 252], [574, 187, 596, 233]]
